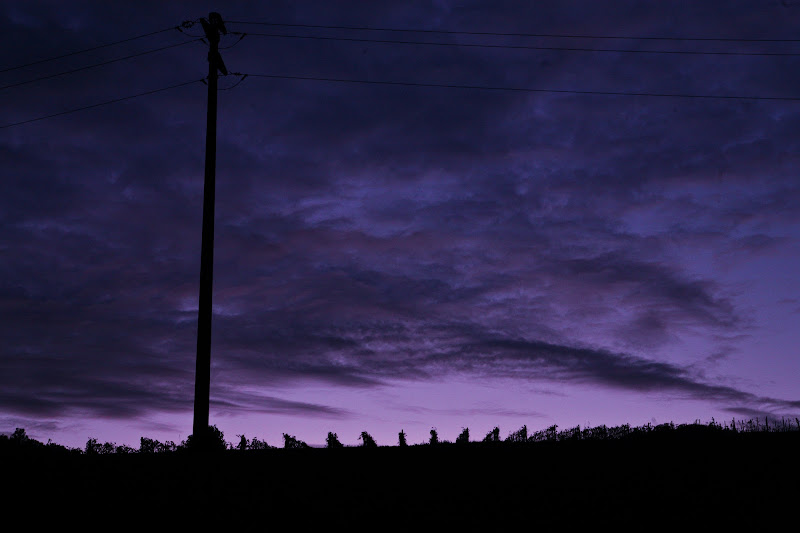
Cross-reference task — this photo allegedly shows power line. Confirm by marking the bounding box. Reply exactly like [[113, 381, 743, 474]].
[[219, 33, 248, 50], [242, 31, 800, 57], [0, 26, 181, 74], [0, 39, 202, 92], [242, 72, 800, 101], [228, 20, 800, 43], [0, 79, 203, 129], [3, 71, 795, 131], [218, 73, 248, 90]]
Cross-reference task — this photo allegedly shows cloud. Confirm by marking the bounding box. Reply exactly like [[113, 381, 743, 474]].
[[396, 403, 547, 420], [1, 1, 799, 432], [211, 390, 349, 418], [722, 406, 800, 422]]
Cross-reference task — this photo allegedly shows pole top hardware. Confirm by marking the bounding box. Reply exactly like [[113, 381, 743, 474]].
[[199, 12, 227, 42], [200, 12, 228, 75], [208, 13, 227, 35]]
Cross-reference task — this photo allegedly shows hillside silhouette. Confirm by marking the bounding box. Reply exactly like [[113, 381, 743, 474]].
[[3, 419, 797, 527]]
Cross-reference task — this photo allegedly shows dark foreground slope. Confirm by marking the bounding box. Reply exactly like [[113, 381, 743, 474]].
[[5, 429, 797, 528]]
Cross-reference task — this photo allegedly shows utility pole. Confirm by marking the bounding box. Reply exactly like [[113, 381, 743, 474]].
[[192, 12, 228, 448]]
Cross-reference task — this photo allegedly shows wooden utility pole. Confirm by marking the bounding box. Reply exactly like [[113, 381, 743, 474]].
[[192, 12, 228, 447]]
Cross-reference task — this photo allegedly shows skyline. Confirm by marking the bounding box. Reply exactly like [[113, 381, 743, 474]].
[[1, 1, 799, 448]]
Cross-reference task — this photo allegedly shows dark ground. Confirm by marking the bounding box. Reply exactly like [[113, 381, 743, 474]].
[[5, 429, 796, 527]]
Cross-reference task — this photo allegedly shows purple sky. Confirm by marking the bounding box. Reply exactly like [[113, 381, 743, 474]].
[[2, 1, 799, 448]]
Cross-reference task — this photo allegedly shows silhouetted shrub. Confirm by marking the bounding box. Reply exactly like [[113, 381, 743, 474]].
[[249, 437, 270, 450], [283, 433, 309, 449], [3, 428, 45, 450], [85, 438, 101, 455], [456, 427, 470, 445], [139, 437, 159, 454], [398, 429, 407, 447], [185, 425, 227, 452], [326, 432, 343, 449], [483, 427, 500, 443], [359, 431, 377, 448], [237, 434, 248, 451], [506, 425, 528, 443], [99, 441, 116, 454], [585, 424, 608, 440], [429, 428, 439, 445], [1, 429, 63, 452], [559, 425, 581, 441], [12, 428, 29, 445], [607, 424, 629, 440], [655, 422, 675, 434]]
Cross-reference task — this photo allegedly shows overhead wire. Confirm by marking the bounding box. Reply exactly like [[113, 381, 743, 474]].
[[218, 73, 248, 90], [3, 70, 797, 132], [4, 16, 800, 131], [176, 19, 206, 38], [0, 26, 183, 74], [242, 72, 800, 101], [227, 20, 800, 43], [0, 39, 203, 92], [240, 32, 800, 57], [220, 33, 248, 50], [0, 78, 204, 129]]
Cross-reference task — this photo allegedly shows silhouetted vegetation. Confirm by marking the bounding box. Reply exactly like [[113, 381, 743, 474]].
[[3, 416, 798, 455], [3, 417, 797, 528], [0, 428, 74, 454], [283, 433, 309, 449], [139, 436, 179, 453], [359, 431, 377, 448], [4, 416, 797, 530], [185, 424, 226, 452], [248, 436, 271, 450], [483, 426, 501, 443], [506, 424, 527, 443], [326, 432, 343, 449]]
